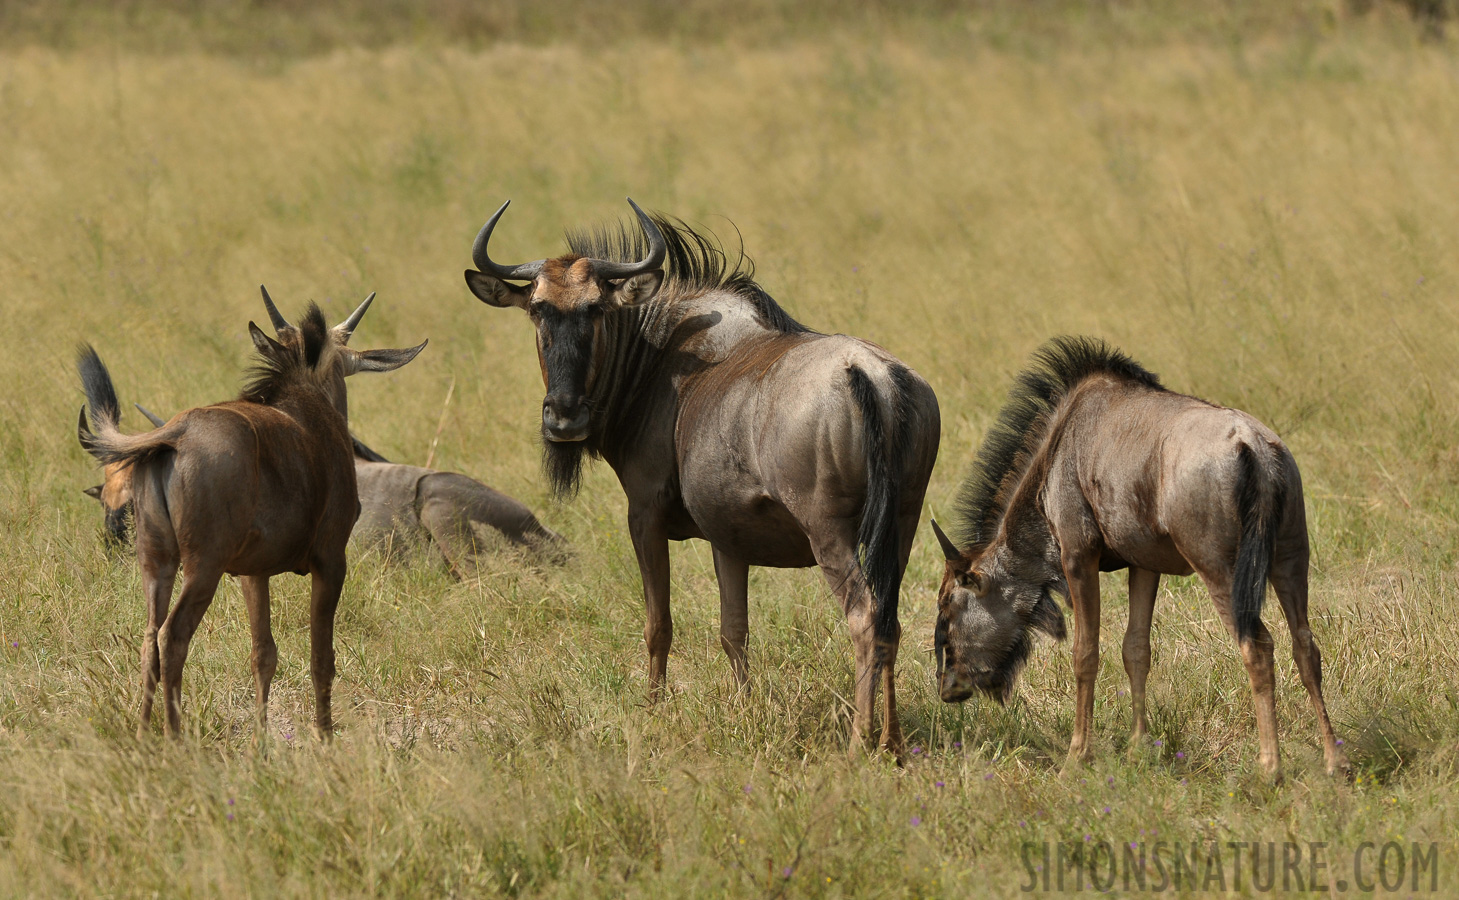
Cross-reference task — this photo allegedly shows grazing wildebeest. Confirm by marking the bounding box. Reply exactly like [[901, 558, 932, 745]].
[[76, 288, 425, 738], [930, 336, 1347, 780], [464, 199, 940, 756]]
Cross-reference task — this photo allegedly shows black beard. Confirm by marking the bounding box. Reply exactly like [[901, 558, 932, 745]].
[[542, 436, 588, 499]]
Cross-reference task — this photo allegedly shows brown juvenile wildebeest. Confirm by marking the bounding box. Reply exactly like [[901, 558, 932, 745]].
[[463, 199, 940, 756], [77, 289, 425, 738], [123, 404, 570, 573], [930, 336, 1347, 780]]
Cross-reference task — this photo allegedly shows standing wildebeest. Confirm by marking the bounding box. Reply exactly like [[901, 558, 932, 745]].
[[77, 288, 425, 738], [127, 404, 570, 573], [464, 199, 940, 755], [930, 336, 1347, 779]]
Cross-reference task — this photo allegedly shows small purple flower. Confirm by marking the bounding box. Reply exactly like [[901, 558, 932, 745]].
[[935, 781, 945, 788], [227, 798, 235, 806], [1103, 806, 1110, 814], [283, 732, 294, 741], [910, 816, 921, 827], [782, 866, 793, 878], [984, 773, 993, 780], [1106, 776, 1114, 784], [743, 784, 752, 794], [953, 741, 962, 749], [910, 746, 923, 755], [1130, 842, 1137, 849], [1019, 820, 1027, 828], [1154, 740, 1163, 747], [1084, 834, 1091, 842], [1175, 752, 1185, 760], [1336, 739, 1345, 746], [1180, 778, 1188, 785], [226, 812, 234, 821]]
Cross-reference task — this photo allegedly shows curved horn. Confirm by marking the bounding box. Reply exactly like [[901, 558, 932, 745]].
[[471, 200, 546, 282], [587, 198, 667, 281], [930, 519, 961, 562], [259, 285, 293, 334], [134, 404, 166, 428], [333, 292, 375, 344]]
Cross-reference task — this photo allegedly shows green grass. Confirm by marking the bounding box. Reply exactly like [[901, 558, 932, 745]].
[[2, 4, 1459, 896]]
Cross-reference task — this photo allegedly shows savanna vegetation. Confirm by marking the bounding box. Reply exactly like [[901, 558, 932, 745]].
[[1, 1, 1457, 895]]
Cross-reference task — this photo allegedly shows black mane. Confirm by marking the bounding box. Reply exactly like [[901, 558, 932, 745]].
[[565, 212, 811, 335], [950, 336, 1164, 552], [241, 303, 330, 404]]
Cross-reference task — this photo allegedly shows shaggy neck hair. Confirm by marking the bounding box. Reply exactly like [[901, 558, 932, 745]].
[[540, 213, 814, 499], [950, 335, 1165, 553], [240, 303, 333, 405]]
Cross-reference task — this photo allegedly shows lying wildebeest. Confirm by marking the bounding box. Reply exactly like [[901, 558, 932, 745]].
[[930, 336, 1347, 779], [464, 199, 940, 756], [77, 288, 425, 738]]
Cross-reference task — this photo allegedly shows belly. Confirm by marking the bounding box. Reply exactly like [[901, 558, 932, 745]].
[[681, 490, 817, 568]]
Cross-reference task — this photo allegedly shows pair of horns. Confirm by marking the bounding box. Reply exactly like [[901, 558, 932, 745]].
[[931, 520, 960, 561], [259, 285, 375, 344], [471, 198, 667, 282]]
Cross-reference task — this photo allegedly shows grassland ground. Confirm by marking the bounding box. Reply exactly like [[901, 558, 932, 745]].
[[2, 4, 1458, 896]]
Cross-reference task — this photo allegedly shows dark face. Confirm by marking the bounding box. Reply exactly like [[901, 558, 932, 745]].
[[466, 258, 664, 444], [83, 461, 135, 548], [934, 549, 1066, 704]]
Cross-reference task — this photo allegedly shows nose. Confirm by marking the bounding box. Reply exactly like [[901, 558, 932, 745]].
[[542, 394, 589, 442], [939, 669, 975, 703]]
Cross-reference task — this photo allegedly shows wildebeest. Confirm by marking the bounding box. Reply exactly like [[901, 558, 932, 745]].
[[931, 336, 1347, 779], [77, 288, 425, 738], [464, 199, 940, 756]]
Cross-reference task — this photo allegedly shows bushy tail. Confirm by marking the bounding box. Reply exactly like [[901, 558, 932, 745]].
[[848, 364, 921, 644], [1232, 443, 1285, 644], [76, 344, 182, 466]]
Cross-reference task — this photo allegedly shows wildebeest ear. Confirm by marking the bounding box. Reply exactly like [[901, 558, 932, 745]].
[[464, 270, 531, 309], [1030, 590, 1066, 640], [346, 339, 428, 375], [609, 270, 663, 309], [82, 485, 103, 501], [248, 321, 286, 356]]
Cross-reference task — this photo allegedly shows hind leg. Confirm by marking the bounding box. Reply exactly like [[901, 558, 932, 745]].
[[156, 566, 225, 738], [308, 559, 346, 738], [136, 561, 176, 738], [1123, 567, 1159, 746], [240, 575, 278, 739], [1201, 571, 1282, 781], [712, 547, 750, 690], [812, 540, 893, 759], [1270, 554, 1349, 776]]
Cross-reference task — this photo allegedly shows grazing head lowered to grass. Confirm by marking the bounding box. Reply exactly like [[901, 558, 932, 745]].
[[931, 335, 1348, 781], [76, 288, 425, 740], [464, 199, 941, 759]]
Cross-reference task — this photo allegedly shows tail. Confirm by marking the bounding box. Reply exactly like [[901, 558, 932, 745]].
[[848, 363, 922, 644], [75, 344, 183, 466], [76, 343, 121, 440], [1232, 443, 1286, 644], [351, 434, 391, 463]]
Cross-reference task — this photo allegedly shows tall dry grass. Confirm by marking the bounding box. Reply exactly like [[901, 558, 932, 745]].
[[1, 7, 1458, 896]]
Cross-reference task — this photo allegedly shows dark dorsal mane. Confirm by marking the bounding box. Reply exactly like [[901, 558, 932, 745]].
[[950, 335, 1164, 552], [240, 303, 331, 404], [565, 213, 811, 335]]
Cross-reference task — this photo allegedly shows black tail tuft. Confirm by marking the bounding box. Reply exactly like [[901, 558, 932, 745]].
[[849, 364, 919, 644], [76, 343, 121, 434], [351, 435, 391, 463], [1232, 443, 1284, 644]]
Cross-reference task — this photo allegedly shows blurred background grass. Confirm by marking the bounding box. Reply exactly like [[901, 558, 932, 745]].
[[1, 1, 1457, 896]]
